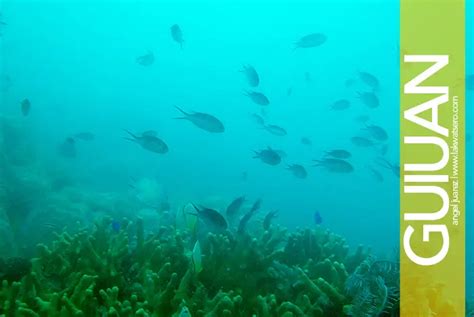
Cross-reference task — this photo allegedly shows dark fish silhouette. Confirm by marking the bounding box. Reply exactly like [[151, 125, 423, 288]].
[[191, 204, 227, 230], [357, 91, 379, 108], [244, 91, 270, 106], [174, 106, 225, 133], [364, 124, 388, 141], [330, 99, 350, 111], [124, 130, 168, 154], [58, 137, 77, 158], [313, 158, 354, 173], [325, 149, 351, 159], [253, 147, 281, 165], [286, 164, 307, 179], [226, 196, 246, 218], [358, 71, 380, 91], [314, 211, 323, 225], [136, 51, 154, 66], [21, 99, 31, 116], [263, 210, 279, 230], [301, 137, 312, 146], [241, 64, 259, 87], [263, 124, 287, 136], [170, 24, 184, 48]]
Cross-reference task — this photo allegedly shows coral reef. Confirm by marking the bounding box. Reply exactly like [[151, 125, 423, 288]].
[[0, 213, 397, 316]]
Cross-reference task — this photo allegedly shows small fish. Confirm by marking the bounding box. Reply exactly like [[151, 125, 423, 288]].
[[74, 132, 95, 141], [179, 306, 192, 317], [111, 220, 121, 232], [136, 51, 154, 66], [295, 33, 327, 49], [263, 124, 287, 136], [364, 124, 388, 141], [355, 115, 370, 123], [241, 171, 248, 181], [170, 24, 184, 48], [325, 149, 351, 159], [358, 71, 380, 90], [253, 147, 281, 165], [313, 158, 354, 173], [351, 136, 375, 147], [368, 166, 384, 182], [304, 72, 312, 83], [286, 164, 307, 179], [330, 99, 350, 111], [467, 74, 474, 90], [244, 91, 270, 106], [226, 196, 246, 218], [124, 130, 168, 154], [314, 211, 323, 225], [251, 113, 265, 126], [287, 87, 293, 96], [376, 157, 400, 178], [174, 106, 225, 133], [263, 210, 279, 230], [357, 91, 380, 108], [237, 199, 261, 234], [192, 241, 203, 274], [379, 144, 389, 156], [21, 99, 31, 116], [301, 137, 312, 146], [58, 137, 77, 158], [241, 64, 259, 87], [191, 204, 228, 230]]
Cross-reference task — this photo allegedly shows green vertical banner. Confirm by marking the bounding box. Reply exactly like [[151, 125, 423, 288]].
[[401, 0, 465, 316]]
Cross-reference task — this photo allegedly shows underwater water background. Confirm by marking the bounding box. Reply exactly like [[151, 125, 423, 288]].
[[0, 0, 473, 315], [0, 0, 400, 254]]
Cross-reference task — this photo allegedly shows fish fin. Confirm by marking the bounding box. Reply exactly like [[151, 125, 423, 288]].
[[123, 129, 138, 140], [190, 203, 200, 213], [174, 105, 190, 118], [123, 137, 138, 143]]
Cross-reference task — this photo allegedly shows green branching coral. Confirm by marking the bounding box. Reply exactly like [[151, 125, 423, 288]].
[[1, 216, 379, 316]]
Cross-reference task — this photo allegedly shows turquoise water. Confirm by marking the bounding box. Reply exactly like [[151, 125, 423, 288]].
[[0, 0, 472, 315]]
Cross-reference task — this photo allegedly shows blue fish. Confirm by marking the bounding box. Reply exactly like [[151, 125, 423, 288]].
[[314, 211, 323, 225], [111, 220, 121, 232]]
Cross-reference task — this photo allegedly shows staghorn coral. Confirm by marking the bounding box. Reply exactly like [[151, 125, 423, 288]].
[[1, 216, 380, 316]]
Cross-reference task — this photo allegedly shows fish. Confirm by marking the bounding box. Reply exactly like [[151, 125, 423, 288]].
[[124, 130, 169, 154], [178, 306, 192, 317], [357, 91, 380, 108], [237, 199, 261, 233], [364, 124, 388, 141], [314, 211, 323, 225], [191, 204, 228, 230], [376, 157, 400, 178], [304, 72, 312, 83], [21, 99, 31, 116], [136, 51, 154, 66], [263, 210, 279, 230], [141, 130, 158, 137], [286, 164, 308, 179], [74, 132, 95, 141], [111, 220, 121, 232], [355, 115, 370, 123], [226, 196, 246, 218], [174, 106, 225, 133], [244, 91, 270, 106], [295, 33, 327, 49], [368, 166, 384, 182], [325, 149, 351, 159], [240, 64, 259, 87], [313, 158, 354, 173], [170, 24, 184, 48], [467, 74, 474, 90], [251, 113, 265, 126], [301, 137, 312, 146], [351, 136, 375, 147], [58, 137, 77, 158], [241, 171, 248, 181], [379, 144, 389, 156], [330, 99, 350, 111], [253, 147, 281, 165], [287, 87, 293, 96], [192, 241, 203, 274], [263, 124, 287, 136], [358, 71, 380, 90]]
